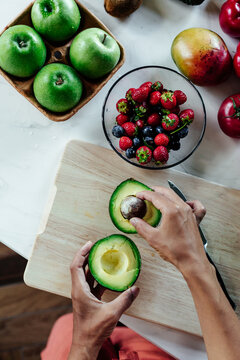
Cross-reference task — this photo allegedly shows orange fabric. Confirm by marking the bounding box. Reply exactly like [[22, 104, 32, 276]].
[[41, 313, 175, 360], [112, 327, 176, 360]]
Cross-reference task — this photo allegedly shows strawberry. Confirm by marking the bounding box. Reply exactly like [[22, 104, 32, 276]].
[[179, 109, 194, 124], [136, 119, 144, 129], [136, 146, 152, 164], [154, 133, 169, 147], [174, 90, 187, 105], [132, 87, 150, 103], [126, 88, 135, 102], [161, 108, 171, 116], [116, 114, 128, 126], [135, 104, 148, 117], [140, 81, 152, 89], [151, 81, 163, 92], [153, 146, 169, 164], [116, 98, 129, 114], [122, 122, 138, 137], [149, 91, 161, 106], [162, 113, 179, 131], [147, 113, 161, 126], [160, 91, 177, 110], [119, 136, 133, 151]]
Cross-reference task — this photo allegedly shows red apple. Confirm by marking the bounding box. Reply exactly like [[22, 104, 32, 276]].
[[218, 94, 240, 138]]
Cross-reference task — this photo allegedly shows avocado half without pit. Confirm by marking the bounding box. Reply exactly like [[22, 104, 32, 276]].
[[109, 179, 161, 234], [88, 234, 141, 291]]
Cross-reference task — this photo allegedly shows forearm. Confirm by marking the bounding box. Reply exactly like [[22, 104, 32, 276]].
[[68, 315, 99, 360], [68, 345, 96, 360], [183, 259, 240, 360]]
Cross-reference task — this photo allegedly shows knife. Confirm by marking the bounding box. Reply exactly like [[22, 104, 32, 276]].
[[168, 180, 236, 310]]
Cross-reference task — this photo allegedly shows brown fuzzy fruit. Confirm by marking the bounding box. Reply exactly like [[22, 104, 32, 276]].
[[104, 0, 143, 18]]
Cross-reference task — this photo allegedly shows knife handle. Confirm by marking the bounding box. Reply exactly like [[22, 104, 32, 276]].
[[205, 252, 236, 310]]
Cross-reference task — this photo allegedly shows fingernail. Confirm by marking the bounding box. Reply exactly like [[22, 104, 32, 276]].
[[130, 217, 138, 226], [83, 241, 92, 248], [130, 286, 140, 299]]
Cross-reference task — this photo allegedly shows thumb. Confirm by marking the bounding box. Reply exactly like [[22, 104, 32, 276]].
[[110, 286, 140, 318], [130, 217, 156, 242]]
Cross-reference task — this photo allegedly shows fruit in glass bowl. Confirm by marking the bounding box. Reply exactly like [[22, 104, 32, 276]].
[[102, 66, 206, 170], [111, 81, 195, 166]]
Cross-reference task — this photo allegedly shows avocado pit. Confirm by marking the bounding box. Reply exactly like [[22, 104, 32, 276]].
[[120, 195, 146, 220]]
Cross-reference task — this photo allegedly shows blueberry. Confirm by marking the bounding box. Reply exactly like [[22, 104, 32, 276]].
[[155, 125, 164, 134], [126, 147, 136, 159], [178, 126, 189, 138], [144, 136, 154, 147], [112, 125, 124, 138], [133, 137, 142, 148], [142, 126, 154, 137], [170, 141, 181, 151], [171, 132, 180, 141], [151, 105, 162, 113]]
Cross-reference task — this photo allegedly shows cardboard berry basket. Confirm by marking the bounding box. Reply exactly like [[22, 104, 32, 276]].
[[0, 1, 125, 121]]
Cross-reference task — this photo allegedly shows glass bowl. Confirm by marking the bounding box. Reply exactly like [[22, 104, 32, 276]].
[[102, 66, 206, 170]]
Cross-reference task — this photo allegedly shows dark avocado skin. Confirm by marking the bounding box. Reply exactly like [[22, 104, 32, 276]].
[[88, 234, 141, 292], [109, 179, 161, 234]]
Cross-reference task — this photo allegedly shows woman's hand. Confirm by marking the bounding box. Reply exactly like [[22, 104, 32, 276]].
[[129, 187, 240, 360], [68, 241, 139, 360], [130, 186, 209, 276]]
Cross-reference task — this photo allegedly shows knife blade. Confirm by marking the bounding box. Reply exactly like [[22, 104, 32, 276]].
[[168, 180, 236, 310]]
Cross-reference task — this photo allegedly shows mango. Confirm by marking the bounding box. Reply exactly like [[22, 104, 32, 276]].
[[171, 28, 232, 86]]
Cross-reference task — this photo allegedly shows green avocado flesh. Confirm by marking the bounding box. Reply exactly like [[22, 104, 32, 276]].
[[88, 234, 141, 292], [109, 179, 161, 234]]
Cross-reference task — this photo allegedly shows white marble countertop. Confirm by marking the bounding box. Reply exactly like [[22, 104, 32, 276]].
[[0, 0, 239, 359]]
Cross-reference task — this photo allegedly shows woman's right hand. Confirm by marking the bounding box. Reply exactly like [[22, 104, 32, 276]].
[[130, 186, 210, 276], [131, 186, 240, 360]]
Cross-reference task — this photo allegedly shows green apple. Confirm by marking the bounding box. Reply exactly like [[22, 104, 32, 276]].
[[70, 28, 121, 79], [31, 0, 81, 43], [33, 63, 83, 112], [0, 25, 47, 78]]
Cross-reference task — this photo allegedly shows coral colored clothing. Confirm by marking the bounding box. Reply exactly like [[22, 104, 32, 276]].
[[41, 313, 176, 360]]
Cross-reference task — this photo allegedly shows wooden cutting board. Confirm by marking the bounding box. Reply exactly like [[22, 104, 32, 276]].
[[24, 141, 240, 336]]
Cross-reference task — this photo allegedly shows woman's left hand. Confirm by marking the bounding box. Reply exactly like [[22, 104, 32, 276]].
[[68, 241, 139, 360]]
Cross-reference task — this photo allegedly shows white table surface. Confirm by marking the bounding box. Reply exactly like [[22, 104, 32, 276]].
[[1, 0, 239, 359]]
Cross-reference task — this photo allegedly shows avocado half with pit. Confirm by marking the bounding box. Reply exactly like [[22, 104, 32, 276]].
[[88, 234, 141, 291], [109, 179, 161, 234]]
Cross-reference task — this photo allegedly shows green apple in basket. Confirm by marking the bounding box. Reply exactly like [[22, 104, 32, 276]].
[[31, 0, 81, 42], [70, 28, 121, 79], [33, 63, 83, 113], [0, 25, 47, 78]]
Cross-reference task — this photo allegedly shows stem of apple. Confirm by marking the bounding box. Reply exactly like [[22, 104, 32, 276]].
[[56, 77, 64, 85], [19, 40, 27, 48], [102, 34, 107, 44]]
